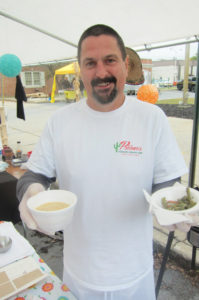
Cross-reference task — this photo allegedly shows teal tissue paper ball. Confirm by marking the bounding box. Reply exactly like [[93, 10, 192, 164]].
[[0, 54, 22, 77]]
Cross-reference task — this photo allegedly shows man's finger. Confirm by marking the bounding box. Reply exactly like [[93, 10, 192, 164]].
[[176, 222, 192, 232], [163, 224, 176, 232], [19, 203, 38, 230]]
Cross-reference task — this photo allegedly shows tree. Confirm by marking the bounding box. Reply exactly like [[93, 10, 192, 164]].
[[190, 54, 197, 61], [190, 54, 197, 76]]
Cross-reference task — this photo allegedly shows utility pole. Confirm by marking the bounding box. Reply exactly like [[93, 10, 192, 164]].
[[173, 56, 177, 83], [183, 43, 190, 104]]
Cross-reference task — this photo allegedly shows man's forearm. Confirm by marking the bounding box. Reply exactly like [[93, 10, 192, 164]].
[[152, 177, 181, 193], [16, 170, 56, 201]]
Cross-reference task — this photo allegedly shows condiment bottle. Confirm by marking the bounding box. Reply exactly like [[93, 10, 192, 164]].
[[16, 141, 22, 158]]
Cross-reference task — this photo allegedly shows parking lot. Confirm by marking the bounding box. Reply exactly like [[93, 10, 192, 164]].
[[158, 89, 195, 101]]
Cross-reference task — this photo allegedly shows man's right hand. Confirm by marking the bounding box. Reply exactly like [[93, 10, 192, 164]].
[[19, 183, 45, 230]]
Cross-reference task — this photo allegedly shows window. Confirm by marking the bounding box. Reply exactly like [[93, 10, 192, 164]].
[[21, 71, 45, 88]]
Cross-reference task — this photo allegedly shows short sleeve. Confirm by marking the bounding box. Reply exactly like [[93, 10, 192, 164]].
[[153, 113, 188, 184], [26, 120, 56, 178]]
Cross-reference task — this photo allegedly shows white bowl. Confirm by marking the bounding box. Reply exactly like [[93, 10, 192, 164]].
[[27, 189, 77, 233], [151, 186, 199, 214]]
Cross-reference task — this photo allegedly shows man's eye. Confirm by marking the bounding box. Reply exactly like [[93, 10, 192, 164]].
[[86, 61, 95, 67], [106, 58, 116, 64]]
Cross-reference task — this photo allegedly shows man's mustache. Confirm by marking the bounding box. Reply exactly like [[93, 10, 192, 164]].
[[91, 77, 116, 87]]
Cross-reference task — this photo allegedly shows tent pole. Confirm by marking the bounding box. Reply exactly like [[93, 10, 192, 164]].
[[136, 38, 199, 53], [0, 11, 77, 48], [188, 42, 199, 188]]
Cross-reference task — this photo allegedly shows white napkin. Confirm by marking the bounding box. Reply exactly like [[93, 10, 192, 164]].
[[0, 221, 35, 268], [143, 184, 197, 226], [0, 161, 9, 172], [152, 207, 192, 226]]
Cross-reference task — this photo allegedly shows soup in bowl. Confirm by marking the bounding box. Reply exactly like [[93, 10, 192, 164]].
[[27, 189, 77, 234]]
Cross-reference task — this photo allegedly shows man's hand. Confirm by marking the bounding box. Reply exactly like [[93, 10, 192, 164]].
[[19, 183, 45, 230], [163, 214, 199, 232], [150, 182, 199, 233]]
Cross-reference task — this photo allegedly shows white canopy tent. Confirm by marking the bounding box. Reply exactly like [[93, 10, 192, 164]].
[[0, 0, 199, 65], [0, 0, 199, 188]]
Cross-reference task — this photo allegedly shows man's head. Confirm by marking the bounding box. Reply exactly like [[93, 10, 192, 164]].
[[78, 24, 128, 111], [78, 24, 126, 63]]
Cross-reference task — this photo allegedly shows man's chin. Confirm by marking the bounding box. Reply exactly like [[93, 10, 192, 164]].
[[92, 89, 117, 105], [94, 96, 114, 105]]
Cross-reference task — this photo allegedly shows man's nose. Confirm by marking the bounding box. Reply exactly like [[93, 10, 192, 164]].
[[95, 61, 108, 78]]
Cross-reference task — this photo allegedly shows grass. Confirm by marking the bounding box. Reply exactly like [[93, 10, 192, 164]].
[[156, 98, 195, 105], [158, 86, 176, 91]]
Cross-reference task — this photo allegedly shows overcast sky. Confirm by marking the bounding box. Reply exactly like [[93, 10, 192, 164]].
[[139, 42, 198, 61]]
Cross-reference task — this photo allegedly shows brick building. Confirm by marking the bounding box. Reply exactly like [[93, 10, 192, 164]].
[[0, 58, 153, 98], [0, 65, 55, 98], [152, 59, 197, 83]]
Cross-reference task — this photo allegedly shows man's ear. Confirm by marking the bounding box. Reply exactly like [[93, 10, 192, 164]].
[[125, 55, 129, 76]]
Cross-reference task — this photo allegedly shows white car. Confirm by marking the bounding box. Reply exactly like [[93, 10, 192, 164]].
[[124, 83, 142, 95], [159, 80, 173, 88]]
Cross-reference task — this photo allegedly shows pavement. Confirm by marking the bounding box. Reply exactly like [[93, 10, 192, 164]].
[[2, 97, 199, 299]]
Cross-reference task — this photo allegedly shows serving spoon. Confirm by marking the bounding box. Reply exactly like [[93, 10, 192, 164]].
[[0, 235, 12, 253]]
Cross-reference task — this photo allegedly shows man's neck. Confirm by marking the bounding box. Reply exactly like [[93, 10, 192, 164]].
[[86, 94, 125, 112]]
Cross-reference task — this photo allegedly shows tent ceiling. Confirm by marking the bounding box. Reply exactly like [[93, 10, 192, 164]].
[[0, 0, 199, 65]]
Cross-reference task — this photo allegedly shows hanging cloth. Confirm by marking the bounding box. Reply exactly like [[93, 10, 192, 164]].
[[15, 75, 27, 120]]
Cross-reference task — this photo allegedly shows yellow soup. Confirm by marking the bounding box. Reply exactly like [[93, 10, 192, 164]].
[[36, 202, 69, 211]]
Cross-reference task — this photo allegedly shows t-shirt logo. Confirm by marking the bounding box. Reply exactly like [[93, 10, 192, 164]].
[[114, 140, 142, 155]]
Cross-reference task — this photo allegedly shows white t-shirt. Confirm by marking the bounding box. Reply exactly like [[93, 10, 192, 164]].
[[27, 97, 187, 291]]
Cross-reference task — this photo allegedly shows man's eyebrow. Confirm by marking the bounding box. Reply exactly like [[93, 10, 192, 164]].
[[82, 54, 118, 64], [82, 57, 95, 63], [105, 54, 118, 59]]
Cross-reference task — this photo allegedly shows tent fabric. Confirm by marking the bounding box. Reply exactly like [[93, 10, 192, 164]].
[[0, 0, 199, 65], [55, 62, 80, 75], [51, 75, 57, 103]]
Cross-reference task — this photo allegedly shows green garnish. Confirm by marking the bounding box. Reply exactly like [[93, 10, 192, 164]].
[[161, 188, 196, 211]]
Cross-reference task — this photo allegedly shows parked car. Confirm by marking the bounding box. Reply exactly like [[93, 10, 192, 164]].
[[159, 80, 173, 88], [124, 83, 142, 95], [124, 70, 151, 95], [177, 76, 196, 92]]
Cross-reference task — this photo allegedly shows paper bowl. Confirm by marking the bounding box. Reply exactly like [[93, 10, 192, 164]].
[[151, 186, 199, 214], [27, 189, 77, 233]]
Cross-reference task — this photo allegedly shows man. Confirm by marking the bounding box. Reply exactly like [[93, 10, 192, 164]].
[[17, 24, 188, 299], [61, 75, 72, 89]]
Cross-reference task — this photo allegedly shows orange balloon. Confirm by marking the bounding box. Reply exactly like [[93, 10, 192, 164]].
[[137, 84, 159, 104]]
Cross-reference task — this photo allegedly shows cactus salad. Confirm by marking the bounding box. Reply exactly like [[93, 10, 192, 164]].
[[161, 188, 196, 211]]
